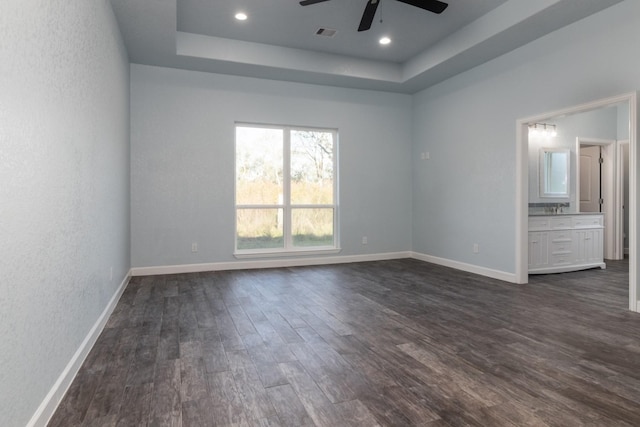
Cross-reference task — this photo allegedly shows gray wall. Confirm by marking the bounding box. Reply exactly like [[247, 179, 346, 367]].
[[130, 65, 413, 268], [412, 0, 640, 274], [0, 1, 130, 425], [618, 102, 630, 140]]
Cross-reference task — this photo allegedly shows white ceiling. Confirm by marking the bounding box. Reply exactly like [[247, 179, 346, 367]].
[[110, 0, 625, 93]]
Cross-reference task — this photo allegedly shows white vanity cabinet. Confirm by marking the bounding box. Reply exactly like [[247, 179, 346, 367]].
[[528, 214, 605, 274]]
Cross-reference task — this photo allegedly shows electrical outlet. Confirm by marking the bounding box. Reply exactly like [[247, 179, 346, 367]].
[[362, 236, 368, 245], [192, 242, 198, 253], [473, 243, 479, 254]]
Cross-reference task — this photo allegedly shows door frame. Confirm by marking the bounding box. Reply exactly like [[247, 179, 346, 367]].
[[618, 140, 630, 256], [515, 92, 637, 312], [576, 138, 620, 260]]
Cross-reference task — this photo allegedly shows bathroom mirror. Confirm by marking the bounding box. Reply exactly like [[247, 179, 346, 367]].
[[539, 148, 570, 197]]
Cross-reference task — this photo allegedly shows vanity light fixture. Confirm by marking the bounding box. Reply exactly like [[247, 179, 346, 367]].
[[235, 12, 248, 21], [529, 122, 557, 137]]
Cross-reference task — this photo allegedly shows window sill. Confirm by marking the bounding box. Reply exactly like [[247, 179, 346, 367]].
[[234, 247, 342, 259]]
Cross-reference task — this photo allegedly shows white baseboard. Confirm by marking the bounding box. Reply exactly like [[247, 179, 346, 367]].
[[130, 251, 413, 276], [410, 251, 517, 283], [131, 252, 516, 283], [27, 271, 131, 427]]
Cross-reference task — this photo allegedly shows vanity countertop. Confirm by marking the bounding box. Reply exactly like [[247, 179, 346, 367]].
[[529, 212, 604, 217]]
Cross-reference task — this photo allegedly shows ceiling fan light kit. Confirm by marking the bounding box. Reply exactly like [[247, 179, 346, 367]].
[[300, 0, 448, 32]]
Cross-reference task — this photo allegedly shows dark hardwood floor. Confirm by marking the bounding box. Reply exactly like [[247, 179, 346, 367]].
[[48, 258, 640, 426]]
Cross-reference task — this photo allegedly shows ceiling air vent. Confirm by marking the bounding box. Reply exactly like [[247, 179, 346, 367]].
[[315, 27, 337, 37]]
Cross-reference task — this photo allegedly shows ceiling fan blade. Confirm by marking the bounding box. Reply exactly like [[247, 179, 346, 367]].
[[299, 0, 331, 5], [358, 0, 380, 32], [397, 0, 448, 14]]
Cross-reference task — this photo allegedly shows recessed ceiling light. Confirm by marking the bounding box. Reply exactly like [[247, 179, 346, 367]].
[[235, 12, 248, 21], [379, 36, 391, 45]]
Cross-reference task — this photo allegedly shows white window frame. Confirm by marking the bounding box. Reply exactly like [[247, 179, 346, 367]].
[[234, 123, 340, 258]]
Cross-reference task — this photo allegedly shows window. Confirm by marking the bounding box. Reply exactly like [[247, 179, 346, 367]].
[[235, 124, 338, 255]]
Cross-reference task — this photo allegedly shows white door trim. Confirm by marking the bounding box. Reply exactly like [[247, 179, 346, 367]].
[[515, 92, 637, 312], [618, 140, 630, 258]]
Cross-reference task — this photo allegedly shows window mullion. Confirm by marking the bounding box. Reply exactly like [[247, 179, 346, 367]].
[[283, 127, 292, 250], [332, 129, 339, 247]]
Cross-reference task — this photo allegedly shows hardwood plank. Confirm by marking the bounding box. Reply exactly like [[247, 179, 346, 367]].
[[126, 333, 158, 385], [148, 359, 182, 427], [340, 351, 398, 390], [157, 323, 180, 362], [265, 384, 313, 427], [241, 337, 289, 388], [241, 332, 267, 350], [482, 400, 550, 427], [253, 320, 287, 346], [181, 398, 215, 427], [163, 277, 180, 298], [226, 350, 277, 420], [216, 311, 247, 352], [179, 341, 209, 402], [47, 370, 101, 427], [82, 414, 118, 427], [201, 327, 229, 373], [192, 287, 217, 329], [264, 341, 298, 363], [227, 303, 258, 336], [249, 416, 283, 427], [278, 361, 344, 427], [115, 383, 154, 427], [178, 294, 200, 343], [111, 327, 141, 371], [127, 282, 153, 329], [379, 385, 440, 424], [207, 370, 250, 426], [262, 309, 305, 344], [84, 366, 127, 421], [356, 387, 414, 426], [82, 327, 120, 374], [288, 342, 355, 403], [238, 301, 270, 326], [333, 399, 381, 427], [201, 280, 228, 316], [160, 294, 180, 326], [141, 283, 164, 336]]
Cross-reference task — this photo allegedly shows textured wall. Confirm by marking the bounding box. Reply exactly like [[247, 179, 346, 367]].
[[412, 0, 640, 274], [131, 65, 413, 268], [0, 1, 130, 425]]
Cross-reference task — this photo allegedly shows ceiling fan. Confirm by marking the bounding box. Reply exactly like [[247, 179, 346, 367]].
[[299, 0, 449, 32]]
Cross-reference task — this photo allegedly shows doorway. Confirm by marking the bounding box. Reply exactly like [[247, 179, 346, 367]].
[[515, 92, 637, 312]]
